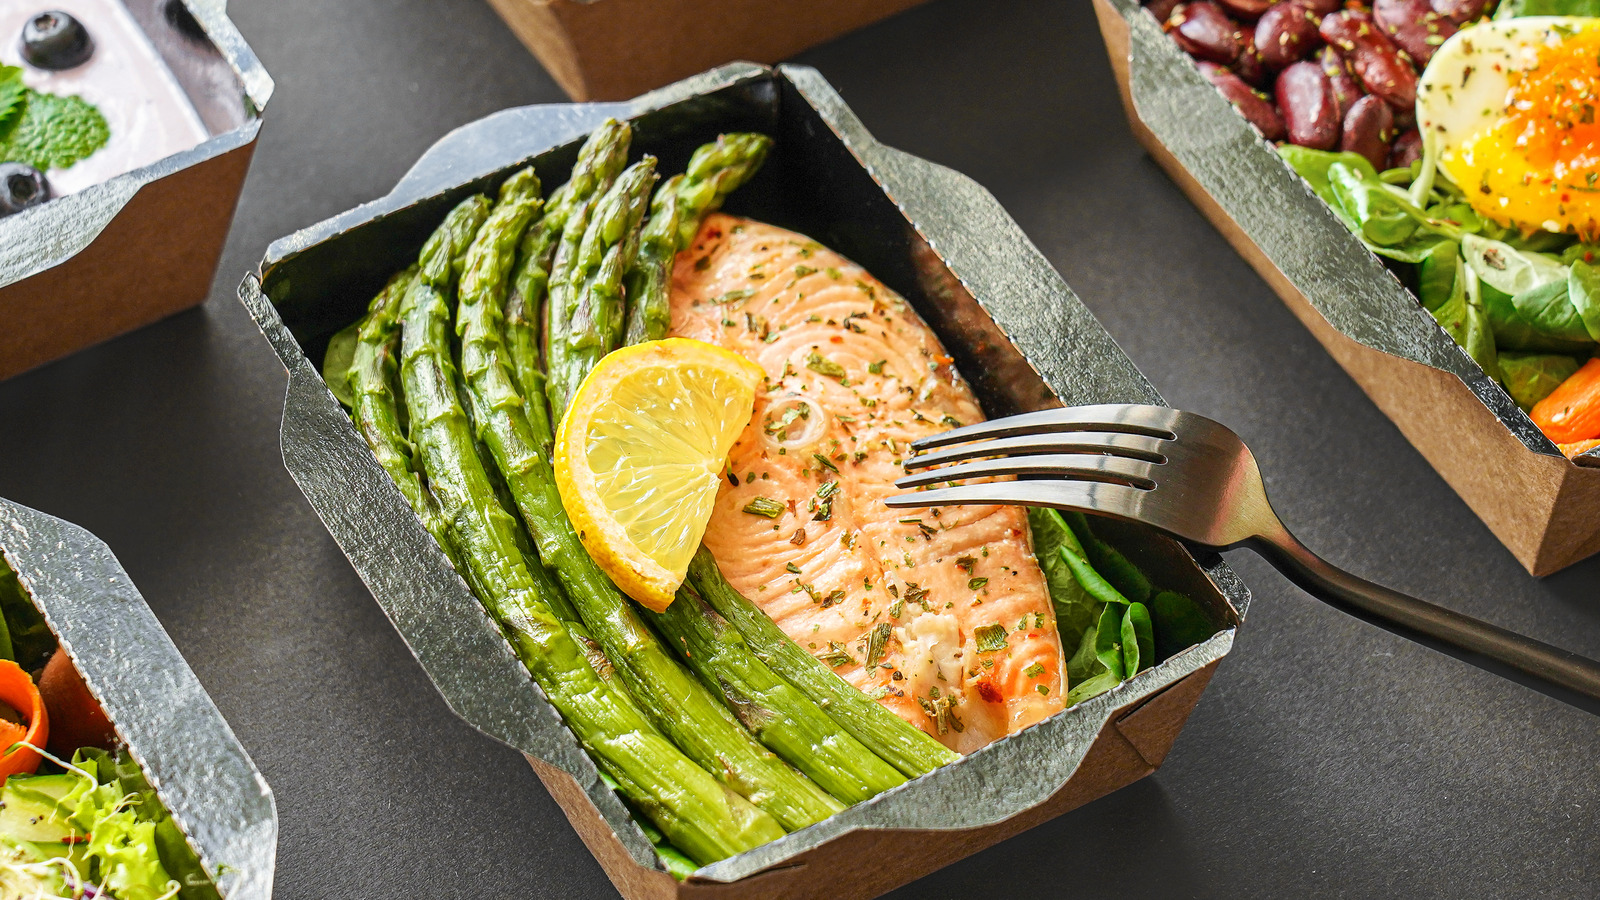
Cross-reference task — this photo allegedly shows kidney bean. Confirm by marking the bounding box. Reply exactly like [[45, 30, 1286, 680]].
[[1373, 0, 1456, 67], [1320, 10, 1419, 109], [1298, 0, 1344, 15], [1199, 61, 1289, 139], [1146, 0, 1184, 23], [1430, 0, 1491, 24], [1217, 0, 1275, 18], [1276, 60, 1341, 149], [1169, 2, 1245, 65], [1256, 1, 1323, 68], [1389, 128, 1423, 169], [1233, 30, 1270, 85], [1340, 95, 1397, 170], [1317, 46, 1363, 120]]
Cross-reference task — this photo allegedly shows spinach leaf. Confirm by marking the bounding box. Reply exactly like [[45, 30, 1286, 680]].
[[1416, 240, 1460, 311], [1058, 537, 1129, 609], [1064, 670, 1123, 708], [1094, 602, 1128, 681], [1496, 0, 1600, 16], [1498, 352, 1583, 412], [1278, 146, 1379, 228], [1328, 162, 1429, 247], [1122, 601, 1154, 677], [322, 320, 361, 409], [1431, 257, 1501, 381], [1510, 279, 1592, 348], [1066, 621, 1104, 686], [1065, 511, 1151, 603], [1484, 281, 1597, 353], [1462, 233, 1567, 298], [1028, 508, 1102, 640], [1150, 590, 1216, 660], [1568, 259, 1600, 342]]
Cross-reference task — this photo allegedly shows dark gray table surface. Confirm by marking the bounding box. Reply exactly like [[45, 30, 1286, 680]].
[[2, 0, 1597, 896]]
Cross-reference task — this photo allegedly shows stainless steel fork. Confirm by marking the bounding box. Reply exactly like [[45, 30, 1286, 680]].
[[886, 403, 1600, 712]]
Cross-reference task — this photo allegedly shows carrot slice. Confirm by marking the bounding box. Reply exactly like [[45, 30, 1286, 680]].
[[1531, 358, 1600, 443], [0, 658, 48, 783], [1558, 438, 1600, 459]]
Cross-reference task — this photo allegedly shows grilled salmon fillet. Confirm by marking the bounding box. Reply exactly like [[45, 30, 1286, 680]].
[[668, 214, 1066, 753]]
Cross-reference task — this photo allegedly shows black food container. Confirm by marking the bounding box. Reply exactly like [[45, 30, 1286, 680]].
[[238, 63, 1247, 899]]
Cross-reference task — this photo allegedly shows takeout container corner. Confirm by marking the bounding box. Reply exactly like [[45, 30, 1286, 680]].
[[0, 0, 272, 383], [0, 497, 277, 900], [1093, 0, 1600, 576]]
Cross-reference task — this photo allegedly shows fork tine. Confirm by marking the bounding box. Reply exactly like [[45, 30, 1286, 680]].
[[894, 453, 1158, 489], [884, 479, 1151, 523], [911, 403, 1180, 451], [903, 431, 1168, 471]]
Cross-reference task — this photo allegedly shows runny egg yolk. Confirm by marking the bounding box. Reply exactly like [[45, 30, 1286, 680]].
[[1452, 25, 1600, 239]]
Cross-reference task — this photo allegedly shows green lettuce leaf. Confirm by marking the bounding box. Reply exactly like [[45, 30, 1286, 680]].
[[0, 562, 54, 671], [1416, 240, 1461, 312], [1568, 260, 1600, 342], [1431, 257, 1501, 381], [1496, 0, 1600, 15], [1498, 353, 1583, 413]]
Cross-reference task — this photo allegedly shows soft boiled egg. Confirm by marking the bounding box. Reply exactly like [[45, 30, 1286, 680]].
[[1418, 17, 1600, 239]]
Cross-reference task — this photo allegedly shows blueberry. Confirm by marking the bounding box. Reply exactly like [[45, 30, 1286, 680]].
[[0, 163, 51, 217], [20, 10, 93, 70]]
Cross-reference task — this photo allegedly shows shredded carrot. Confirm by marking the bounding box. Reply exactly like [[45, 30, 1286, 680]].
[[1531, 358, 1600, 444], [0, 659, 47, 783]]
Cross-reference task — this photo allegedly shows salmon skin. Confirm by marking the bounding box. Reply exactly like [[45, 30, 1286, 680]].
[[669, 214, 1066, 754]]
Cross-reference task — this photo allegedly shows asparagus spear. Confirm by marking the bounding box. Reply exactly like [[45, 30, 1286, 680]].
[[454, 211, 844, 834], [398, 198, 783, 864], [458, 169, 581, 623], [548, 157, 657, 420], [515, 120, 632, 439], [622, 134, 774, 345], [687, 549, 961, 778], [646, 587, 907, 804], [620, 175, 684, 346]]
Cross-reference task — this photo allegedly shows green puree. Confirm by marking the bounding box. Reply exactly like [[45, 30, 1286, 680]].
[[0, 65, 109, 172]]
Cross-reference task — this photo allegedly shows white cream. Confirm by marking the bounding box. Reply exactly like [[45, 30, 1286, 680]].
[[0, 0, 208, 195]]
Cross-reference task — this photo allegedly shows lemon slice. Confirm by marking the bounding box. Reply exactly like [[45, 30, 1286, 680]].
[[555, 338, 764, 612]]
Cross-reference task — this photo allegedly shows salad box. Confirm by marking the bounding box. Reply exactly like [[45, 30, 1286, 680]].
[[482, 0, 927, 101], [0, 0, 271, 382], [1092, 0, 1600, 576], [238, 63, 1248, 899], [0, 496, 276, 898]]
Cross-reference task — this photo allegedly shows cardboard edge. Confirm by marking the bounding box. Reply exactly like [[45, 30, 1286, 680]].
[[1092, 0, 1600, 576], [483, 0, 931, 101], [0, 136, 259, 381]]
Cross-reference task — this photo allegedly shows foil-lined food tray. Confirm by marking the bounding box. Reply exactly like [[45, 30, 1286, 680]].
[[0, 0, 271, 382], [1094, 0, 1600, 575], [0, 497, 276, 899], [238, 63, 1248, 897]]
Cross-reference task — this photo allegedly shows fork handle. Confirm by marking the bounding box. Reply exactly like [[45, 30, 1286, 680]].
[[1252, 528, 1600, 713]]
